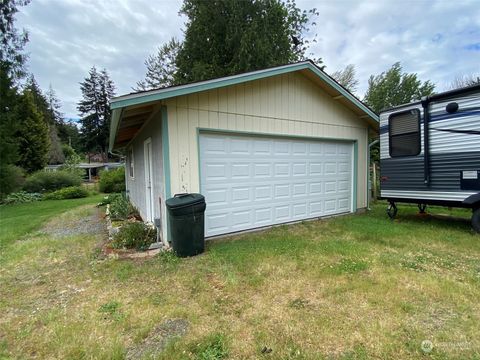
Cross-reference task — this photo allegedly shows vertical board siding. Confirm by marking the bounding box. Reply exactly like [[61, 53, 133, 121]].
[[166, 72, 369, 209], [125, 111, 165, 234]]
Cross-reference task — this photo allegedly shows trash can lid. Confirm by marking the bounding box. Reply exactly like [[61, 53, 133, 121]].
[[166, 193, 205, 209]]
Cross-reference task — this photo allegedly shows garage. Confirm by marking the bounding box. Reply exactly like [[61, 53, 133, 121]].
[[200, 132, 354, 237], [110, 60, 379, 245]]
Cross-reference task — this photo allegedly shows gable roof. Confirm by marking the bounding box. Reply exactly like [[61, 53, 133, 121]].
[[109, 60, 379, 150]]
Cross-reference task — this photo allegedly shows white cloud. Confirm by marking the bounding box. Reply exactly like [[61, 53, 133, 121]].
[[16, 0, 480, 118]]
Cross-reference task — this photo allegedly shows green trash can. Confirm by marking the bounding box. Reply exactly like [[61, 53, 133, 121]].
[[166, 193, 206, 257]]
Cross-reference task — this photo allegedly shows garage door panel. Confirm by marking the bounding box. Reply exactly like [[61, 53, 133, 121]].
[[205, 188, 228, 206], [200, 133, 353, 237]]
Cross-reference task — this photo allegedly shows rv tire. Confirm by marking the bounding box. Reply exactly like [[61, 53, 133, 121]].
[[472, 208, 480, 234]]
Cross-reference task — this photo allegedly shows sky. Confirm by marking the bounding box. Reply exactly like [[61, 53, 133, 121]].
[[16, 0, 480, 119]]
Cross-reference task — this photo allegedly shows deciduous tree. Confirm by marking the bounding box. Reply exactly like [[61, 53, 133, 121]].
[[330, 64, 359, 93], [448, 74, 480, 90], [363, 62, 435, 113]]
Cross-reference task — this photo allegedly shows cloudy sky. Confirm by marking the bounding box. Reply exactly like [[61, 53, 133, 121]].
[[17, 0, 480, 119]]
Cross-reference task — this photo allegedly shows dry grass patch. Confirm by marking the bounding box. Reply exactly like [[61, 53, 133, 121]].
[[0, 202, 479, 359]]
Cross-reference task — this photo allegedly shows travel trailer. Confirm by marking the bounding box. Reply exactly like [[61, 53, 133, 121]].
[[379, 84, 480, 232]]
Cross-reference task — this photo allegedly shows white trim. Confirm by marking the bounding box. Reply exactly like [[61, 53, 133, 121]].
[[128, 147, 135, 180], [143, 138, 154, 223], [381, 190, 477, 202]]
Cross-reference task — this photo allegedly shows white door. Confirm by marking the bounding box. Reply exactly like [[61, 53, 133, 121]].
[[144, 138, 154, 222], [199, 133, 354, 237]]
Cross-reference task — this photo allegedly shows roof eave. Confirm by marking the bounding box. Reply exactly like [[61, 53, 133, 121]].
[[109, 61, 379, 149]]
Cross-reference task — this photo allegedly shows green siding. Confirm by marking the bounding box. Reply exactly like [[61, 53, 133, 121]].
[[353, 141, 358, 211]]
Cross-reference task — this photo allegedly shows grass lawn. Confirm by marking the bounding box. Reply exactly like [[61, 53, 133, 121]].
[[0, 200, 479, 359]]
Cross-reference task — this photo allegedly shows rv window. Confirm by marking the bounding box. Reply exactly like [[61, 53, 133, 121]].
[[389, 109, 421, 157]]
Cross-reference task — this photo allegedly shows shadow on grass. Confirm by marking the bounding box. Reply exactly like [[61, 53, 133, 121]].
[[398, 212, 472, 233]]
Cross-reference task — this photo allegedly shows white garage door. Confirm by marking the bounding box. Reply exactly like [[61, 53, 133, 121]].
[[199, 133, 354, 237]]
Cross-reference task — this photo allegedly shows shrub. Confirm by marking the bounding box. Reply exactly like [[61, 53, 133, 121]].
[[43, 186, 89, 200], [0, 165, 25, 199], [97, 193, 120, 207], [23, 170, 82, 193], [111, 222, 156, 251], [99, 167, 125, 193], [1, 191, 42, 205], [109, 193, 139, 220]]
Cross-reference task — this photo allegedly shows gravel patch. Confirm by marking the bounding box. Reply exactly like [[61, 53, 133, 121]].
[[126, 319, 189, 359], [41, 206, 106, 238]]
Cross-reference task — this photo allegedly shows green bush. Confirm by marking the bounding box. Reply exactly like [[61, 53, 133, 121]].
[[23, 170, 82, 193], [43, 186, 89, 200], [99, 167, 125, 193], [111, 222, 156, 251], [1, 191, 43, 205], [96, 193, 120, 207], [109, 193, 139, 220], [0, 165, 25, 199]]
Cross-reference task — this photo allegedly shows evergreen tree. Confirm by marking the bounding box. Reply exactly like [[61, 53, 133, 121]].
[[47, 124, 64, 164], [15, 91, 50, 172], [57, 120, 81, 152], [45, 85, 81, 151], [77, 66, 115, 160], [363, 62, 435, 113], [0, 0, 30, 80], [45, 84, 63, 124], [135, 38, 181, 91], [24, 76, 66, 164], [0, 64, 19, 166], [174, 0, 322, 84], [0, 0, 31, 195]]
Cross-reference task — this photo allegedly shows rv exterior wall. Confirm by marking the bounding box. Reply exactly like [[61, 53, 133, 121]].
[[164, 72, 369, 209], [380, 89, 480, 201]]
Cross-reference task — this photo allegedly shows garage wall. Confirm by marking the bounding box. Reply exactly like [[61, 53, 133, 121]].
[[165, 71, 369, 209], [125, 111, 166, 234]]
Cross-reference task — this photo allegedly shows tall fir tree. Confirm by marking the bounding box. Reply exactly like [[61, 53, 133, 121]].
[[24, 76, 65, 164], [0, 0, 30, 80], [135, 38, 181, 91], [45, 84, 81, 151], [45, 84, 63, 124], [0, 65, 19, 166], [77, 66, 115, 161], [25, 75, 49, 118], [0, 0, 31, 196], [15, 91, 50, 172], [174, 0, 322, 84], [47, 124, 64, 164]]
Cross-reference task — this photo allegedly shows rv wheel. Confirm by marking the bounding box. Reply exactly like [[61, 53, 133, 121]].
[[472, 208, 480, 234], [387, 202, 398, 219]]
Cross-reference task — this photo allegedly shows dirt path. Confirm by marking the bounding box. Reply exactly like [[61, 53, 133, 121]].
[[40, 205, 106, 238]]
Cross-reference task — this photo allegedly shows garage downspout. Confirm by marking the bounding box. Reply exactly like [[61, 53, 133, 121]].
[[367, 139, 379, 210]]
